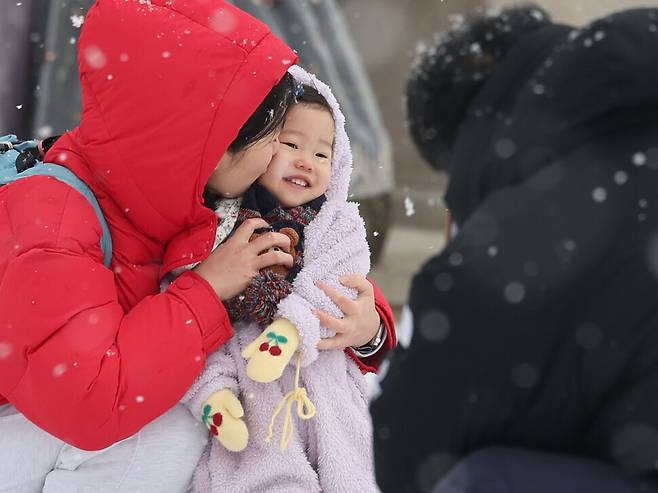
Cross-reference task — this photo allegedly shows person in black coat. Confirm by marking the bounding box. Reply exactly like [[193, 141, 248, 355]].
[[371, 5, 658, 492]]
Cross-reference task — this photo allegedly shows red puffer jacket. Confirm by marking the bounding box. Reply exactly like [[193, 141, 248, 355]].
[[0, 0, 394, 451]]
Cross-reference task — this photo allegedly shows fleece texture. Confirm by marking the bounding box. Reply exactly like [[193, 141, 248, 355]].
[[183, 65, 378, 492]]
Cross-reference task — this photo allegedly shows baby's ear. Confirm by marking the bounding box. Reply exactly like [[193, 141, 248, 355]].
[[407, 4, 552, 171]]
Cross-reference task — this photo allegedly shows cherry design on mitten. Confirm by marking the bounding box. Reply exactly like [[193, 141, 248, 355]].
[[242, 318, 300, 383], [201, 388, 249, 452]]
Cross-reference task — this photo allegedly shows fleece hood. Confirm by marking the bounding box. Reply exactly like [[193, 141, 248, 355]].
[[288, 65, 353, 203], [46, 0, 296, 269]]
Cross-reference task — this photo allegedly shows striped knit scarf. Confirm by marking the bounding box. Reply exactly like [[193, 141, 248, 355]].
[[224, 184, 325, 327]]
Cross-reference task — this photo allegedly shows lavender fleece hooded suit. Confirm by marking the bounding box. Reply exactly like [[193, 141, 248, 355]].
[[182, 65, 378, 493]]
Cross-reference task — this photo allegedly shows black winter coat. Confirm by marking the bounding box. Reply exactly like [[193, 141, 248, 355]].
[[372, 9, 658, 493]]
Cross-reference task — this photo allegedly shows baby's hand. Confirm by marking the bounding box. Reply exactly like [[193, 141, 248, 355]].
[[242, 318, 300, 383], [315, 274, 380, 350], [201, 389, 249, 452]]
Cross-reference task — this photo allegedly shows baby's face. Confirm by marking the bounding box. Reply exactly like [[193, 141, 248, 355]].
[[257, 103, 334, 208]]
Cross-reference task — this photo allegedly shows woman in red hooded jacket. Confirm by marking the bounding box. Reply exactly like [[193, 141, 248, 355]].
[[0, 1, 395, 491]]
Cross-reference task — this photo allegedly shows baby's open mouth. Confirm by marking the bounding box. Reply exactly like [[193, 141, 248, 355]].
[[284, 177, 310, 188]]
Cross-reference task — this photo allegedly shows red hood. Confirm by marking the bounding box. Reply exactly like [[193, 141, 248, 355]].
[[46, 0, 296, 273]]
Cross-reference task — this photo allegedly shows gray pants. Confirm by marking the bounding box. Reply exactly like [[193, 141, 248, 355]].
[[0, 404, 207, 493], [433, 447, 658, 493]]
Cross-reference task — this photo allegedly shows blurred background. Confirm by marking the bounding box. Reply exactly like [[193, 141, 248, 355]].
[[2, 0, 657, 315]]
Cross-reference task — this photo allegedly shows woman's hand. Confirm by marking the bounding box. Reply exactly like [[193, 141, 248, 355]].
[[315, 274, 380, 350], [195, 218, 293, 300]]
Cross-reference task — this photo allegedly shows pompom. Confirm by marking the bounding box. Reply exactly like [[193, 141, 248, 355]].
[[407, 3, 551, 171]]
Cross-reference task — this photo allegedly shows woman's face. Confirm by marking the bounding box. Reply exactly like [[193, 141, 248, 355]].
[[206, 133, 280, 198]]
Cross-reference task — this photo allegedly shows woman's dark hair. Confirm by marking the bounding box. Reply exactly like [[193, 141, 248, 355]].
[[204, 72, 295, 208], [407, 4, 551, 171], [296, 84, 332, 114], [228, 71, 296, 153]]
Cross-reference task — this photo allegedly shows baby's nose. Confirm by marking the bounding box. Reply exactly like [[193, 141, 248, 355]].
[[295, 159, 312, 170]]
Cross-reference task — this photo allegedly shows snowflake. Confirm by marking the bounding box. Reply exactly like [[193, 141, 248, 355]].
[[404, 196, 415, 217], [70, 14, 84, 28]]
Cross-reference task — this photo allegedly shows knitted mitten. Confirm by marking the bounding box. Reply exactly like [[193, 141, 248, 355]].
[[201, 389, 249, 452], [242, 318, 300, 383]]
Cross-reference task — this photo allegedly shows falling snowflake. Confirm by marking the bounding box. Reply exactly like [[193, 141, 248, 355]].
[[37, 125, 53, 138], [0, 342, 13, 359], [419, 310, 451, 342], [448, 252, 463, 266], [530, 9, 545, 21], [495, 138, 516, 158], [52, 363, 67, 378], [433, 273, 453, 292], [504, 282, 526, 303], [613, 170, 628, 185], [563, 239, 577, 251], [469, 42, 482, 56], [633, 152, 647, 166], [84, 45, 107, 69], [210, 9, 237, 34], [404, 196, 415, 217], [592, 187, 607, 202], [70, 14, 84, 28]]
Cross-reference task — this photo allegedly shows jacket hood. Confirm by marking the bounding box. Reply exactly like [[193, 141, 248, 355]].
[[288, 65, 353, 203], [407, 5, 553, 172], [46, 0, 296, 250], [442, 8, 658, 224]]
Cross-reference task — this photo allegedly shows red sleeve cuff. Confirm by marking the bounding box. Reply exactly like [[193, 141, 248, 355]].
[[371, 278, 397, 350], [347, 278, 397, 374], [168, 270, 234, 353]]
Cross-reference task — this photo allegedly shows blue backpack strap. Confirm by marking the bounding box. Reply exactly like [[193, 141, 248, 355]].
[[0, 136, 113, 267]]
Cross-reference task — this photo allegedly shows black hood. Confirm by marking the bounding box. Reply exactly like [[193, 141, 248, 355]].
[[436, 8, 658, 224], [407, 5, 553, 172]]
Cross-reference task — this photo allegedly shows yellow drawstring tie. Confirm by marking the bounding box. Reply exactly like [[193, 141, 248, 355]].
[[266, 352, 316, 451]]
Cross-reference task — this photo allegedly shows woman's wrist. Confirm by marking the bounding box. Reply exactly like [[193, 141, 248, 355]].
[[352, 319, 387, 357]]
